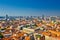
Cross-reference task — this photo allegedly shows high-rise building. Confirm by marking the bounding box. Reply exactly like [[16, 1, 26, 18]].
[[6, 14, 9, 21], [42, 14, 44, 20]]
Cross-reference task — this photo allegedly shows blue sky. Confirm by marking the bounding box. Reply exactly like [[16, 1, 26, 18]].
[[0, 0, 60, 16]]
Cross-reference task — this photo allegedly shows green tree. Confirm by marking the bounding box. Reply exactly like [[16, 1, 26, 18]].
[[0, 33, 4, 38]]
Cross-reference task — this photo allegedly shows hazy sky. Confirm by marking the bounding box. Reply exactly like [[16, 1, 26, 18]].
[[0, 0, 60, 16]]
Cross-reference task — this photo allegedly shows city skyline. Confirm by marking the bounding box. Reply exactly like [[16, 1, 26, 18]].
[[0, 0, 60, 16]]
